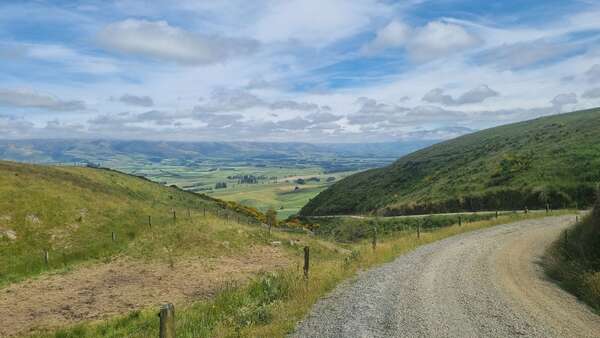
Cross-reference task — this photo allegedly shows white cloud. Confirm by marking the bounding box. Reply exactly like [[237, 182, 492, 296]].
[[551, 92, 578, 107], [409, 21, 480, 61], [117, 94, 154, 107], [252, 0, 384, 47], [361, 20, 480, 62], [423, 85, 499, 106], [0, 42, 120, 75], [0, 88, 86, 111], [193, 88, 328, 113], [585, 64, 600, 82], [582, 88, 600, 99], [98, 19, 258, 65], [0, 115, 34, 137], [361, 20, 411, 54]]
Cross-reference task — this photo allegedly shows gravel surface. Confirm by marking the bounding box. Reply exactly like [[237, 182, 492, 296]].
[[291, 216, 600, 337]]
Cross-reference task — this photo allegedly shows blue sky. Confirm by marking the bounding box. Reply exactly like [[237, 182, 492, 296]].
[[1, 0, 599, 142]]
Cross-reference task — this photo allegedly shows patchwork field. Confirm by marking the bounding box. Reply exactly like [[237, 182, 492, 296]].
[[113, 162, 357, 219]]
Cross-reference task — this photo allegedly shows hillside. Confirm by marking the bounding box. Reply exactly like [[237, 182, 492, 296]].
[[0, 161, 268, 286], [300, 108, 600, 216]]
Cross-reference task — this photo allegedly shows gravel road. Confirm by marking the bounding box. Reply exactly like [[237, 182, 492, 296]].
[[291, 216, 600, 337]]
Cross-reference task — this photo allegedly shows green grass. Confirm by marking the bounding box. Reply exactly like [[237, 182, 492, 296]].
[[544, 200, 600, 313], [301, 107, 600, 216], [24, 211, 572, 337], [0, 161, 263, 286]]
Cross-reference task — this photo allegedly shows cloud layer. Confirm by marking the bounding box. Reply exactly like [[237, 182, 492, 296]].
[[1, 0, 599, 142]]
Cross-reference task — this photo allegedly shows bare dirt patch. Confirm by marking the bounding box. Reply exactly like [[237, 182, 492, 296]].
[[0, 245, 291, 337], [0, 227, 17, 241]]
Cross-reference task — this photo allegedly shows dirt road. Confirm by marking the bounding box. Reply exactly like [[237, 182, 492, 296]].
[[292, 216, 600, 337]]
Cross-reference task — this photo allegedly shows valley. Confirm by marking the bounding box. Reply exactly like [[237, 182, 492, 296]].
[[0, 139, 429, 219]]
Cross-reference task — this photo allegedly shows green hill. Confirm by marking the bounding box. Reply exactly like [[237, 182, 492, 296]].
[[300, 108, 600, 216], [0, 161, 266, 286]]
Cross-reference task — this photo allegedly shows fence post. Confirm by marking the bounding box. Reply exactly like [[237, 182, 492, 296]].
[[458, 215, 462, 226], [112, 231, 116, 242], [203, 207, 206, 217], [546, 203, 550, 214], [303, 246, 310, 279], [44, 250, 49, 266], [564, 229, 569, 246], [159, 303, 175, 338], [372, 227, 377, 250], [173, 211, 177, 223], [417, 223, 421, 239], [495, 211, 499, 219], [524, 206, 528, 214], [148, 215, 152, 227]]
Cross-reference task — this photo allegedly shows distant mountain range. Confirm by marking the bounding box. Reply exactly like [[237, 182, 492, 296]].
[[0, 139, 436, 172]]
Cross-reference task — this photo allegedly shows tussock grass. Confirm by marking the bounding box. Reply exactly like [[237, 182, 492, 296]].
[[544, 203, 600, 313], [26, 211, 569, 337], [0, 161, 262, 287]]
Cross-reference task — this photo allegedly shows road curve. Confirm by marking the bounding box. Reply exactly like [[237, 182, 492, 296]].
[[291, 216, 600, 337]]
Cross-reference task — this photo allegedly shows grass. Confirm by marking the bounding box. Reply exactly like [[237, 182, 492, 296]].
[[544, 200, 600, 313], [301, 107, 600, 216], [0, 161, 263, 287], [25, 210, 573, 337]]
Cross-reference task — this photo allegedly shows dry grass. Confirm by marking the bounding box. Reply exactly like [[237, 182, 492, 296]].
[[26, 211, 571, 337]]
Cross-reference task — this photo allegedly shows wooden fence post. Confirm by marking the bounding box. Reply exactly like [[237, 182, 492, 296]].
[[173, 211, 177, 223], [458, 215, 462, 226], [112, 231, 116, 242], [203, 207, 206, 217], [148, 215, 152, 227], [546, 203, 550, 214], [303, 246, 310, 279], [372, 227, 377, 250], [417, 223, 421, 239], [44, 250, 49, 266], [159, 303, 175, 338], [495, 211, 499, 219], [524, 206, 528, 214]]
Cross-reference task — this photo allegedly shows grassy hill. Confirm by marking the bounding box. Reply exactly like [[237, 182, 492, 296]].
[[301, 108, 600, 216], [0, 161, 266, 286]]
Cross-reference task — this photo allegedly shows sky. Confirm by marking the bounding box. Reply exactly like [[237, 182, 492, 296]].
[[1, 0, 600, 143]]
